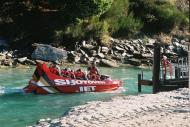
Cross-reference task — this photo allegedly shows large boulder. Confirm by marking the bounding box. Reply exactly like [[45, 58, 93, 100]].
[[100, 59, 119, 67], [146, 38, 155, 48], [17, 57, 27, 63], [31, 44, 67, 62], [97, 53, 105, 59], [74, 55, 81, 63], [111, 53, 123, 61], [6, 52, 12, 59], [141, 59, 152, 65], [67, 51, 81, 63], [89, 50, 97, 56], [0, 53, 6, 60], [1, 59, 13, 66], [133, 51, 143, 59], [124, 53, 133, 59], [172, 38, 179, 43], [113, 45, 125, 52], [101, 47, 109, 54], [78, 49, 86, 55], [25, 59, 36, 65], [126, 45, 135, 54], [124, 45, 129, 51], [133, 44, 141, 52], [141, 53, 153, 59], [172, 41, 180, 47], [87, 57, 97, 63], [82, 44, 95, 50], [127, 58, 141, 66], [80, 55, 88, 64]]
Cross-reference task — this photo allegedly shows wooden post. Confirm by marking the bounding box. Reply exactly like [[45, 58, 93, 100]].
[[175, 66, 180, 79], [138, 74, 142, 92], [153, 43, 161, 93], [178, 68, 181, 78], [175, 66, 178, 79], [188, 44, 190, 100]]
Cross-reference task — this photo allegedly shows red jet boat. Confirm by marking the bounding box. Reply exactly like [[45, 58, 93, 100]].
[[23, 63, 122, 94]]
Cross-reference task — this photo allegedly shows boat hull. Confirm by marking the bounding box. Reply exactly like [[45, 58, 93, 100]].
[[24, 79, 121, 94], [23, 64, 122, 94]]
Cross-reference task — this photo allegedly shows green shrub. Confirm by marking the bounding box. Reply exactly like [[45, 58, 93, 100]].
[[64, 19, 85, 39], [1, 0, 189, 48], [105, 13, 143, 37], [101, 0, 144, 38], [64, 16, 110, 41], [129, 0, 189, 33], [99, 21, 111, 46], [101, 0, 129, 18], [65, 0, 113, 18], [112, 13, 143, 38], [154, 3, 189, 31]]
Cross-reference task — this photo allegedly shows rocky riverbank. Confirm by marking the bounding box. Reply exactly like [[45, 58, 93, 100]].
[[0, 37, 189, 67], [31, 88, 190, 127]]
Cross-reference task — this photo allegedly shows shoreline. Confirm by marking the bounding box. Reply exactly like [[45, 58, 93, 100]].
[[0, 62, 151, 69], [32, 88, 190, 127]]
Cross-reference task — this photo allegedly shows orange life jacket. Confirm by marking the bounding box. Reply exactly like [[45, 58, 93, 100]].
[[61, 70, 69, 77], [88, 73, 100, 81], [89, 67, 98, 75], [69, 71, 75, 79], [75, 71, 85, 79], [49, 67, 59, 75]]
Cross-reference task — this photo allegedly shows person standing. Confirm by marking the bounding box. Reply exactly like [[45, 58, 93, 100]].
[[87, 62, 100, 80], [162, 55, 172, 79], [87, 62, 99, 75]]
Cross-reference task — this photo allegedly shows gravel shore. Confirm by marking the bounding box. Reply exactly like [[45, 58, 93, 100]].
[[33, 88, 190, 127]]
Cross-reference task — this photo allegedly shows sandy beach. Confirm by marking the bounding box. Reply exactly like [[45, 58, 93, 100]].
[[33, 88, 190, 127]]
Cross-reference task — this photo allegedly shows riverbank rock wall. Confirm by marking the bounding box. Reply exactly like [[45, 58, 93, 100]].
[[67, 37, 188, 67], [0, 37, 189, 67]]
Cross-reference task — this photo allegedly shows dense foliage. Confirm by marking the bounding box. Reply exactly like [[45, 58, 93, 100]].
[[129, 0, 189, 33], [0, 0, 189, 48]]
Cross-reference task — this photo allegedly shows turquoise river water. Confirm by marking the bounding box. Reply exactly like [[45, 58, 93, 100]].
[[0, 66, 152, 127]]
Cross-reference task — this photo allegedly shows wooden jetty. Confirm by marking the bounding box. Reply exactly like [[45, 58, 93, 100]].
[[138, 43, 189, 93]]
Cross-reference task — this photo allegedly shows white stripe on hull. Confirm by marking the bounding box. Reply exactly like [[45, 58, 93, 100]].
[[36, 81, 55, 93]]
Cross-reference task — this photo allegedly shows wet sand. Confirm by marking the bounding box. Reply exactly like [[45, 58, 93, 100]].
[[33, 88, 190, 127]]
